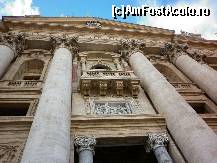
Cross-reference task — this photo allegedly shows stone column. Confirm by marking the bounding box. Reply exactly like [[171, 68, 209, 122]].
[[113, 57, 123, 70], [128, 50, 217, 163], [0, 33, 25, 78], [146, 133, 173, 163], [164, 43, 217, 104], [74, 136, 96, 163], [21, 36, 78, 163]]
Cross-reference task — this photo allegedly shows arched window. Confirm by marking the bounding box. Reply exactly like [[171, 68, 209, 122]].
[[154, 63, 183, 82], [90, 64, 111, 70], [13, 59, 44, 80]]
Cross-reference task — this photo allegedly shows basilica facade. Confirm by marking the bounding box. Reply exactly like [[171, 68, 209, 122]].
[[0, 16, 217, 163]]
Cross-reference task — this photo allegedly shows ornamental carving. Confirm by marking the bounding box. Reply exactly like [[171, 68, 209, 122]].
[[0, 32, 25, 55], [92, 101, 133, 115], [162, 42, 206, 63], [50, 34, 79, 54], [162, 42, 188, 63], [74, 136, 96, 154], [0, 144, 19, 162], [146, 132, 169, 152], [86, 21, 102, 28], [120, 39, 146, 60]]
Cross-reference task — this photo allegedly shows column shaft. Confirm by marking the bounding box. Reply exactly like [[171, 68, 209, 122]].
[[154, 146, 173, 163], [79, 150, 93, 163], [21, 47, 73, 163], [130, 52, 217, 163], [0, 45, 15, 78], [175, 54, 217, 104]]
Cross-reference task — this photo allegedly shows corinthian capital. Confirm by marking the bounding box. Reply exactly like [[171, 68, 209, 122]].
[[120, 39, 146, 60], [162, 42, 188, 63], [146, 132, 169, 152], [74, 136, 96, 154], [0, 32, 25, 55], [50, 34, 79, 54]]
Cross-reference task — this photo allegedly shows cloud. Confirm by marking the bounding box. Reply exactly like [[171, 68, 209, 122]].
[[0, 0, 40, 17], [137, 0, 217, 40]]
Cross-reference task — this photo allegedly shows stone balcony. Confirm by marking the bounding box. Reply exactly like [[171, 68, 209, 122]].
[[0, 80, 43, 92], [80, 70, 140, 97]]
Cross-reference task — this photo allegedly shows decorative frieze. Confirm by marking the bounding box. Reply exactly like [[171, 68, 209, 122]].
[[87, 97, 143, 115], [0, 32, 25, 55], [50, 34, 79, 54], [74, 136, 96, 154], [146, 132, 169, 152], [0, 80, 42, 91]]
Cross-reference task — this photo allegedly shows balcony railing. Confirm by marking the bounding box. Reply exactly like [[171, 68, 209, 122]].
[[80, 70, 140, 97]]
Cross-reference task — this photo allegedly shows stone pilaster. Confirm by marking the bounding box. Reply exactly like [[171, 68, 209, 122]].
[[21, 35, 78, 163], [163, 42, 217, 104], [80, 55, 87, 71], [127, 50, 217, 163], [0, 32, 25, 78], [74, 136, 96, 163], [146, 133, 173, 163]]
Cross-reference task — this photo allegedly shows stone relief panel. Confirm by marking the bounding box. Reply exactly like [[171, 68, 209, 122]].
[[93, 102, 133, 115], [86, 97, 143, 115]]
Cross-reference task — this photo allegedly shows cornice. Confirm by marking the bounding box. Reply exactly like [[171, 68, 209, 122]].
[[174, 34, 217, 47], [2, 16, 174, 38]]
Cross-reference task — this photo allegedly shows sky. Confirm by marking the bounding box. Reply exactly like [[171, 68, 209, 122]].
[[0, 0, 217, 40]]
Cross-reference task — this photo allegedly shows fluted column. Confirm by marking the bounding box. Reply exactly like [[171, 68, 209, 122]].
[[0, 33, 25, 78], [74, 136, 96, 163], [21, 35, 78, 163], [164, 43, 217, 104], [146, 133, 173, 163], [128, 50, 217, 163]]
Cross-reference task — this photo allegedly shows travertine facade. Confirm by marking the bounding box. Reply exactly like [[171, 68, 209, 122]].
[[0, 16, 217, 163]]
